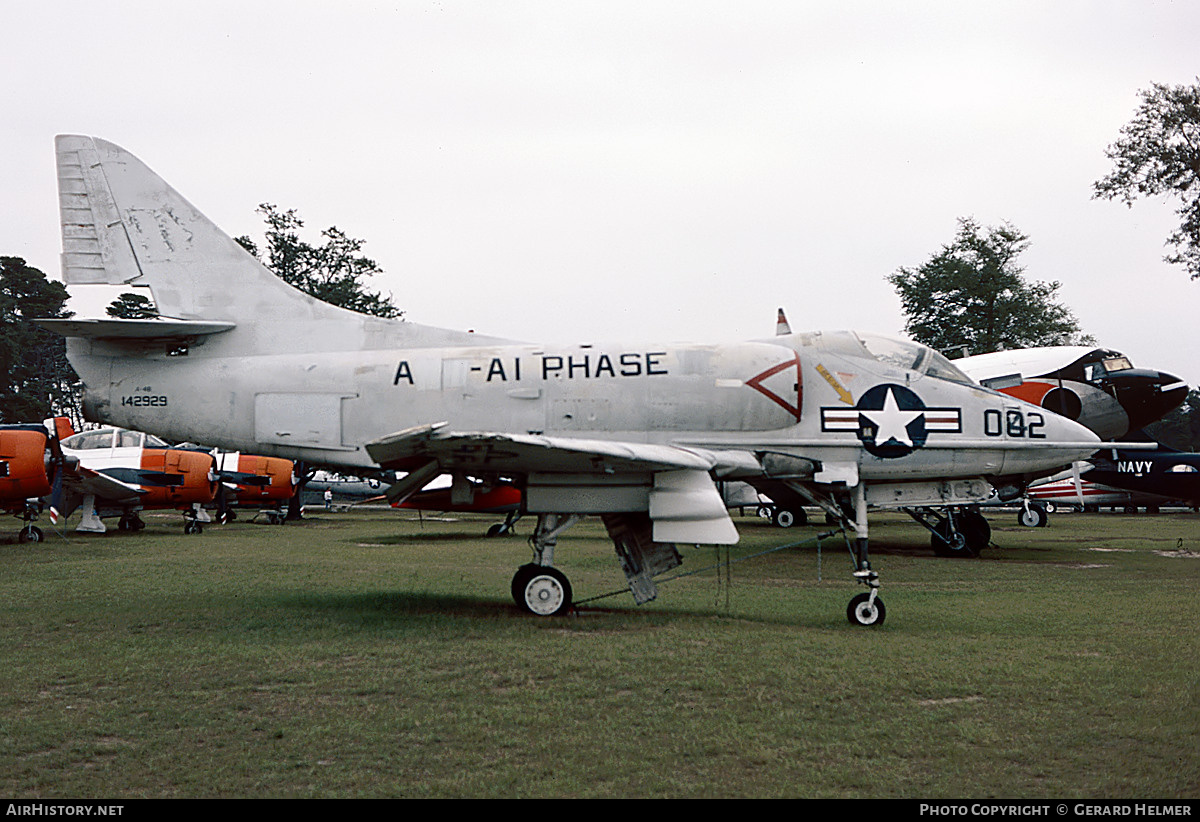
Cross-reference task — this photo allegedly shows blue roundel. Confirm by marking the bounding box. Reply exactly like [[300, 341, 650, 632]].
[[855, 383, 929, 458]]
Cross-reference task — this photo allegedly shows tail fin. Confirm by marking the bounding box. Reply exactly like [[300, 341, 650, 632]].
[[56, 135, 332, 326], [53, 136, 498, 351], [775, 307, 792, 336]]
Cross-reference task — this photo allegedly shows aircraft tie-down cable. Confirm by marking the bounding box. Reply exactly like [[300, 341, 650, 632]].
[[572, 528, 844, 611]]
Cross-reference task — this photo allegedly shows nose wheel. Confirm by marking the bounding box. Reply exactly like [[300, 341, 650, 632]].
[[847, 590, 886, 626]]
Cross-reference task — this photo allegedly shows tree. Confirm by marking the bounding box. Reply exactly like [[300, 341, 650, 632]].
[[0, 257, 80, 424], [235, 205, 402, 519], [106, 292, 159, 319], [1093, 80, 1200, 280], [888, 218, 1092, 356], [1145, 389, 1200, 452], [234, 204, 402, 319]]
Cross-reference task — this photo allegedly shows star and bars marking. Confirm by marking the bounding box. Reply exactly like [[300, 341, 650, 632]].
[[821, 383, 962, 458]]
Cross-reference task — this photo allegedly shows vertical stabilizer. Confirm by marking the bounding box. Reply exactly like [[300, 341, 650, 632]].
[[53, 136, 502, 353], [55, 135, 339, 326]]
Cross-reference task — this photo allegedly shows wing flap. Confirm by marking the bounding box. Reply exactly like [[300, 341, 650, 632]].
[[365, 427, 721, 474]]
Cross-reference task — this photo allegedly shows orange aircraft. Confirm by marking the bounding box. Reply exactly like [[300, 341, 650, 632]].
[[58, 426, 220, 533], [0, 418, 71, 543], [392, 474, 523, 536], [209, 450, 298, 524]]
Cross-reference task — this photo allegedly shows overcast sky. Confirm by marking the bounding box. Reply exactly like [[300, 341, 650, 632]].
[[3, 1, 1198, 389]]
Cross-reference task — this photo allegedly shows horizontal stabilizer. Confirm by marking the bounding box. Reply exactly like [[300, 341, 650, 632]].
[[37, 317, 236, 340]]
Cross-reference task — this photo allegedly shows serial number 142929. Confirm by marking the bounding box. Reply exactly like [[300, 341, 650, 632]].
[[120, 395, 169, 407]]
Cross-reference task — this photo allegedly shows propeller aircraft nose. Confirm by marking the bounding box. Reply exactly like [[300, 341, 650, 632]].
[[1106, 369, 1188, 433]]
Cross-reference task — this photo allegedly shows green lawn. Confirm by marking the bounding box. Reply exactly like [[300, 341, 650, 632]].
[[1, 507, 1196, 798]]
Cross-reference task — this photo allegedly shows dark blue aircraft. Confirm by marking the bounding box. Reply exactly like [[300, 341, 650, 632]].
[[1084, 438, 1200, 508]]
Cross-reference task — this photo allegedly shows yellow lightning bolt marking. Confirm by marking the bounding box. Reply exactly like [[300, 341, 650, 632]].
[[816, 364, 853, 405]]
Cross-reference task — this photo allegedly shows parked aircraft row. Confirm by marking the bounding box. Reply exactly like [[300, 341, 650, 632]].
[[28, 135, 1192, 625], [1, 419, 297, 542], [2, 420, 529, 542], [305, 470, 524, 535]]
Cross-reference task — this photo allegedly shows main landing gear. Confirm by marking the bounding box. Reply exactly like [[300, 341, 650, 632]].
[[486, 510, 522, 538], [16, 501, 44, 543], [509, 497, 889, 626], [1017, 500, 1048, 528], [757, 505, 808, 528], [510, 514, 580, 616], [117, 513, 146, 532], [905, 506, 991, 558], [183, 504, 211, 535]]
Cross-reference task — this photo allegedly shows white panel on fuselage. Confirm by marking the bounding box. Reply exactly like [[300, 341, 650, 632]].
[[254, 393, 356, 450]]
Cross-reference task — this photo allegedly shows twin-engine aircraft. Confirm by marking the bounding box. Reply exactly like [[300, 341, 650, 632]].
[[1024, 438, 1199, 516], [392, 475, 524, 537], [958, 346, 1186, 441], [1027, 464, 1163, 514], [41, 136, 1105, 624]]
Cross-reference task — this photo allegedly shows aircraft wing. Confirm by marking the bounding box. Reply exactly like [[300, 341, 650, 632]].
[[55, 466, 147, 518], [66, 467, 146, 502], [365, 423, 756, 476], [366, 424, 756, 546]]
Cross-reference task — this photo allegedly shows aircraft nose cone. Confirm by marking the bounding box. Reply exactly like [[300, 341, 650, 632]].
[[1008, 408, 1101, 477], [1112, 370, 1189, 432]]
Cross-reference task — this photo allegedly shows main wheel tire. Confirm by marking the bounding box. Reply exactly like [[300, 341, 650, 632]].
[[931, 520, 969, 557], [773, 508, 808, 528], [19, 526, 43, 544], [959, 511, 991, 554], [519, 567, 573, 616], [847, 592, 886, 626], [931, 513, 986, 558], [511, 563, 540, 606]]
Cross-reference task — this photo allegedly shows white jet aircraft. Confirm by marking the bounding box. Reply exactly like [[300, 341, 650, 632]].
[[41, 136, 1103, 625]]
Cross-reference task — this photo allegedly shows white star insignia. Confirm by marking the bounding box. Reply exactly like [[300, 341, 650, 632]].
[[860, 387, 924, 447]]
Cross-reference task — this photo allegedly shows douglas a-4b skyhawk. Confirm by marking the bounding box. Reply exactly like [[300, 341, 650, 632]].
[[40, 136, 1103, 625]]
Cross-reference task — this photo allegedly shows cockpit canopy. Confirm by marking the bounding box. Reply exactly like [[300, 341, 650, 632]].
[[807, 331, 976, 386], [62, 428, 170, 451]]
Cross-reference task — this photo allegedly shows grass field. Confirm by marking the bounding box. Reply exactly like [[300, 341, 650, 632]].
[[1, 506, 1196, 798]]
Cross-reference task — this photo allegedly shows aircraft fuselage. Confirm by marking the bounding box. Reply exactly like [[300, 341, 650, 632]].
[[72, 331, 1090, 489]]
